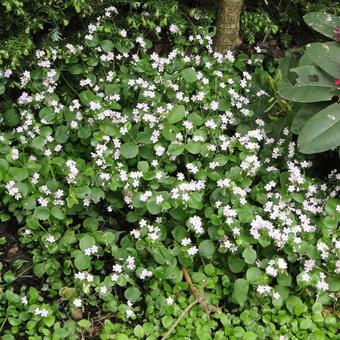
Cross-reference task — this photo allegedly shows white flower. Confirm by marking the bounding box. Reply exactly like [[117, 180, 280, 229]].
[[100, 286, 108, 294], [73, 298, 82, 308], [272, 292, 280, 300], [257, 285, 272, 294], [181, 238, 191, 246], [188, 216, 204, 234], [21, 296, 28, 305], [126, 309, 134, 318], [187, 246, 198, 256], [166, 297, 174, 305]]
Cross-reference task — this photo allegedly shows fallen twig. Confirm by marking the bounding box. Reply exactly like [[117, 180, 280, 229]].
[[182, 267, 221, 315], [161, 299, 198, 340]]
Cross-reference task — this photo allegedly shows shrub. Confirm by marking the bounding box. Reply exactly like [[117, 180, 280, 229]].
[[278, 12, 340, 154]]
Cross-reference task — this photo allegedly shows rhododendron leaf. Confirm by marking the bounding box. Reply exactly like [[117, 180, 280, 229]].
[[304, 12, 340, 39], [278, 83, 335, 103], [298, 103, 340, 153], [291, 65, 335, 87]]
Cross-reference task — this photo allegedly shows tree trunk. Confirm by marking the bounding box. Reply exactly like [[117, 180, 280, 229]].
[[214, 0, 244, 53]]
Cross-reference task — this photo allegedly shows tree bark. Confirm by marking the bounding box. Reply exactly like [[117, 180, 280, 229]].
[[214, 0, 244, 53]]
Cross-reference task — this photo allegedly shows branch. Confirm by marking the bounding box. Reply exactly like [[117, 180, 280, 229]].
[[161, 299, 198, 340], [182, 267, 221, 315]]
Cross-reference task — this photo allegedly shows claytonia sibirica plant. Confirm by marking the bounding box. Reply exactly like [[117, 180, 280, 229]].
[[0, 3, 339, 340]]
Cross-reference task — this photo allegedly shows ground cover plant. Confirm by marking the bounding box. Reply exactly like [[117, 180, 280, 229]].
[[0, 1, 339, 339]]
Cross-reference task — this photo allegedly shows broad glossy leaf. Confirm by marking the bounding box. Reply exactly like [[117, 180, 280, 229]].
[[291, 102, 328, 134], [278, 83, 335, 103], [291, 65, 334, 87], [304, 12, 340, 39], [298, 102, 340, 153]]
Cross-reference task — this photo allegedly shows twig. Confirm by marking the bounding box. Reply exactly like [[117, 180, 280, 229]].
[[161, 299, 198, 340], [182, 267, 221, 315]]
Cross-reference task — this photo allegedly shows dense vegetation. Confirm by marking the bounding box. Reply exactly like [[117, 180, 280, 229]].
[[0, 1, 339, 339]]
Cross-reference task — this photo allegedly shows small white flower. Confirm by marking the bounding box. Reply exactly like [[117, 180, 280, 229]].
[[166, 296, 174, 305], [73, 298, 82, 308]]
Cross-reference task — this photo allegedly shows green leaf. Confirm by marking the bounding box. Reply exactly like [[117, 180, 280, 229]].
[[168, 143, 185, 156], [69, 64, 84, 75], [55, 126, 69, 143], [39, 107, 55, 122], [292, 102, 328, 134], [74, 253, 91, 270], [181, 68, 197, 83], [79, 90, 95, 106], [246, 267, 263, 284], [185, 142, 201, 154], [167, 104, 186, 124], [291, 65, 335, 87], [304, 12, 340, 39], [120, 142, 139, 159], [4, 108, 20, 127], [277, 274, 292, 287], [91, 187, 105, 203], [51, 206, 65, 220], [134, 325, 145, 338], [172, 226, 187, 243], [78, 319, 92, 329], [162, 315, 173, 329], [198, 240, 215, 258], [286, 295, 303, 315], [124, 287, 141, 303], [298, 103, 340, 153], [228, 255, 245, 273], [34, 207, 50, 220], [78, 127, 92, 139], [100, 40, 114, 52], [33, 263, 45, 278], [242, 247, 257, 264], [79, 235, 96, 251], [232, 278, 249, 306], [147, 198, 162, 215], [278, 83, 335, 103], [300, 42, 340, 79], [9, 167, 28, 182]]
